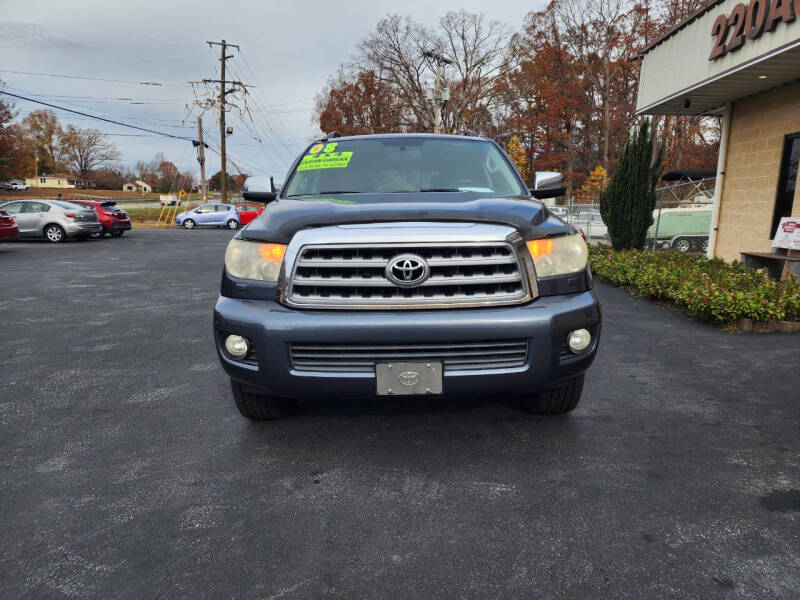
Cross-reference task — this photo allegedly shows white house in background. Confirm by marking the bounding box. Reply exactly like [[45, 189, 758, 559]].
[[122, 180, 153, 193]]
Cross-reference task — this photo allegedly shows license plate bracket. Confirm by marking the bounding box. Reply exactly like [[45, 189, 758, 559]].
[[376, 362, 443, 396]]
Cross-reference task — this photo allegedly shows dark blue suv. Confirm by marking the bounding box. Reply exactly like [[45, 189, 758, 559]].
[[214, 134, 601, 419]]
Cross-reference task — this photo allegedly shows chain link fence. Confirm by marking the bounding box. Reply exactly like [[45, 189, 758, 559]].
[[553, 175, 716, 252]]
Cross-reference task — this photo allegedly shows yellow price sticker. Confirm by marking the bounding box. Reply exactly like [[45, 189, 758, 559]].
[[296, 151, 353, 171]]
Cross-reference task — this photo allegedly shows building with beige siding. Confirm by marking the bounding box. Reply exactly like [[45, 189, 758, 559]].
[[636, 0, 799, 269], [25, 175, 87, 189]]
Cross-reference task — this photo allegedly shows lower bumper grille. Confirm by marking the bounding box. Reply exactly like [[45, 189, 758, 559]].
[[289, 339, 528, 373]]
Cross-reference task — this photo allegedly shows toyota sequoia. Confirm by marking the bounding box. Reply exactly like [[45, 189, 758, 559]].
[[214, 133, 601, 419]]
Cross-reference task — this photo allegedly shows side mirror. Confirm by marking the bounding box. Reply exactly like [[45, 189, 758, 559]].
[[242, 176, 277, 202], [530, 172, 566, 200]]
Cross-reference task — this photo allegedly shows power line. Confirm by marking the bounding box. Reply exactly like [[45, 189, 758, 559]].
[[0, 69, 186, 87], [1, 90, 194, 142]]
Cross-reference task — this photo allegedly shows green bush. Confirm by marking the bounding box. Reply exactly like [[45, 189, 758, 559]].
[[589, 246, 800, 325]]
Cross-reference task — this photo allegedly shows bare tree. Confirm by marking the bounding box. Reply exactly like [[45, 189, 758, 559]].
[[550, 0, 644, 169], [438, 11, 513, 133], [61, 126, 121, 180], [352, 11, 513, 134]]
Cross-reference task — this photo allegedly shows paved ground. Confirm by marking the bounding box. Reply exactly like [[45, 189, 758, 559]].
[[1, 230, 799, 599]]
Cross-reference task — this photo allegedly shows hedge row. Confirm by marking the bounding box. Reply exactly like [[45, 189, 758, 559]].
[[588, 246, 800, 325]]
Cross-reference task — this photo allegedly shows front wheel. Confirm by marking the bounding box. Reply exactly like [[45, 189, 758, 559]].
[[44, 224, 66, 243], [227, 219, 239, 230], [110, 230, 125, 238], [183, 219, 195, 230], [521, 374, 584, 415], [672, 237, 691, 253], [230, 379, 296, 420]]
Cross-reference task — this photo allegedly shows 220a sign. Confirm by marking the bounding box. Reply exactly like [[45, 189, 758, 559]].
[[709, 0, 797, 60]]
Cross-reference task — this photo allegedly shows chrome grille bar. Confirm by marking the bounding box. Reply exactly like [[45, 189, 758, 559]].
[[284, 239, 532, 309]]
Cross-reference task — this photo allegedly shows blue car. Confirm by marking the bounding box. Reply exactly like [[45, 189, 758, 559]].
[[176, 203, 240, 230]]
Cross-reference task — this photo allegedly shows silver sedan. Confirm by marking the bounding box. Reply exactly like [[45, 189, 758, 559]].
[[0, 199, 102, 242]]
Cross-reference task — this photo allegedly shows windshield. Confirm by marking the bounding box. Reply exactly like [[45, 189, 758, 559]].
[[284, 137, 526, 199]]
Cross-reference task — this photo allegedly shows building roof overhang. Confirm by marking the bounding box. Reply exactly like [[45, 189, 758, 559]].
[[636, 0, 800, 116]]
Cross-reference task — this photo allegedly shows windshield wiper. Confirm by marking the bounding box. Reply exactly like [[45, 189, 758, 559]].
[[286, 191, 361, 197], [386, 188, 465, 193]]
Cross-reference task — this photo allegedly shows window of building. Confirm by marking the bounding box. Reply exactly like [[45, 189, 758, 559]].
[[39, 178, 46, 183], [771, 133, 800, 238]]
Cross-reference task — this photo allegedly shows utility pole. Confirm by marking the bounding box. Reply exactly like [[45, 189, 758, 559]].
[[203, 39, 243, 204], [196, 117, 207, 202], [423, 51, 452, 135]]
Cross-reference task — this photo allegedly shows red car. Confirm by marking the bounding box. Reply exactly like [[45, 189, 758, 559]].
[[70, 200, 132, 238], [234, 203, 264, 226], [0, 210, 19, 240]]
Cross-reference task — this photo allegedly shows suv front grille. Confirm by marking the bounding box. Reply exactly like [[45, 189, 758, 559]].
[[285, 242, 530, 309], [289, 340, 529, 373]]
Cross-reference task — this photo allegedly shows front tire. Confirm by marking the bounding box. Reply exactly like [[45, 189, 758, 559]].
[[227, 219, 239, 230], [521, 374, 584, 415], [44, 224, 66, 243], [230, 379, 296, 420], [110, 230, 124, 238], [183, 219, 195, 230], [672, 237, 691, 253]]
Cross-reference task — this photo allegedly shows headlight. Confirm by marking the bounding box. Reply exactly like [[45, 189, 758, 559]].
[[526, 233, 588, 278], [224, 239, 286, 282]]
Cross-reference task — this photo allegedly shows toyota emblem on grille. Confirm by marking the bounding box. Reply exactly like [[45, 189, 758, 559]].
[[399, 371, 420, 386], [385, 254, 430, 288]]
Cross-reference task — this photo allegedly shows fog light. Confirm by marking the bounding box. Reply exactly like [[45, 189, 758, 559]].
[[224, 334, 249, 359], [568, 329, 592, 353]]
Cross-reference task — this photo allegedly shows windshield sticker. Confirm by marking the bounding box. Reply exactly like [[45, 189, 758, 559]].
[[297, 150, 353, 171], [308, 143, 325, 155]]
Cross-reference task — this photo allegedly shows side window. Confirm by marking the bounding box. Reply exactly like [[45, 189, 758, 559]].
[[1, 202, 24, 214], [235, 205, 245, 213], [196, 205, 211, 213], [27, 202, 51, 213], [216, 204, 228, 212]]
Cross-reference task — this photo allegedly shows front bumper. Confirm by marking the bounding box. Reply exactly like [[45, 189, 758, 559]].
[[214, 290, 601, 400]]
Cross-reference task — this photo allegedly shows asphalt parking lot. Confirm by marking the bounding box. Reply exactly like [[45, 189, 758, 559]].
[[1, 229, 799, 599]]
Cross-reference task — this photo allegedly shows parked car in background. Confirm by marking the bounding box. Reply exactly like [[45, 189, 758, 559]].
[[0, 199, 102, 242], [0, 182, 12, 192], [175, 203, 242, 230], [549, 206, 568, 218], [0, 210, 19, 241], [69, 199, 132, 238], [9, 181, 28, 191], [234, 203, 264, 226], [567, 212, 607, 242]]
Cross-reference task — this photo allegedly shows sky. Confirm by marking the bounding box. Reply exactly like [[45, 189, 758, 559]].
[[1, 0, 544, 182]]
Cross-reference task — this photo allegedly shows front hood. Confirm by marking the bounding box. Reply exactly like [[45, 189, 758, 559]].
[[241, 194, 572, 243]]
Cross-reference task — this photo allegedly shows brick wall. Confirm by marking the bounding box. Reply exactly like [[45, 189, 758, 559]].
[[715, 80, 800, 262]]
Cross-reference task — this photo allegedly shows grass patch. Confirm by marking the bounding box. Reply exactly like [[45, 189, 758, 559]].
[[589, 246, 800, 325]]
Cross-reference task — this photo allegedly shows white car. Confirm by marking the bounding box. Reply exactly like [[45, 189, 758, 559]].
[[9, 181, 28, 191], [567, 212, 608, 240]]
